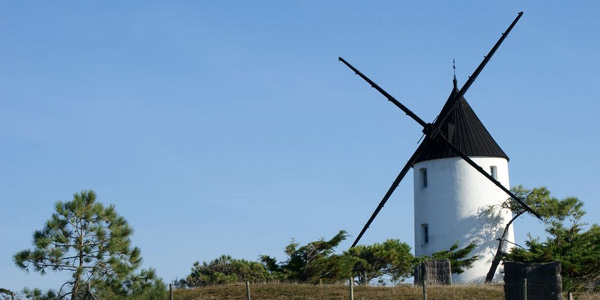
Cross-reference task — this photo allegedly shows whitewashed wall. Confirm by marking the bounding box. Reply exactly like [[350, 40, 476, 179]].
[[413, 156, 514, 283]]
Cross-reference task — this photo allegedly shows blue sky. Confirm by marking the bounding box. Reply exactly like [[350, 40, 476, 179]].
[[1, 1, 598, 291]]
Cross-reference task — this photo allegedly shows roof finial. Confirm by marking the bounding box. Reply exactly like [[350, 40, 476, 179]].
[[453, 59, 457, 88]]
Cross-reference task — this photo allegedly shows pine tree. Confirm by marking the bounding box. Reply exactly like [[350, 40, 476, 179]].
[[503, 186, 599, 291], [14, 190, 144, 300], [344, 239, 414, 285], [260, 230, 351, 283]]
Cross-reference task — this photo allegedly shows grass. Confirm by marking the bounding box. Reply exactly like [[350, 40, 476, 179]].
[[170, 282, 600, 300]]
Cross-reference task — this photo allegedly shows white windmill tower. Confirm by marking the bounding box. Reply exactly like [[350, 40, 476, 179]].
[[339, 11, 541, 283], [412, 75, 515, 282]]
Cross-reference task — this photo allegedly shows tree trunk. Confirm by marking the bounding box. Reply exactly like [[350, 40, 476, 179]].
[[359, 271, 368, 285], [485, 211, 523, 283], [71, 272, 81, 300], [72, 223, 85, 300]]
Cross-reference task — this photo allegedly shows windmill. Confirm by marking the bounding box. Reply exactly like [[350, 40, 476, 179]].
[[339, 12, 541, 282]]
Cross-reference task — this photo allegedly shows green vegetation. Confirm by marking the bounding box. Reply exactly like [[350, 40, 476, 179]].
[[505, 186, 599, 291], [344, 239, 414, 284], [12, 186, 598, 298], [261, 230, 351, 284], [180, 230, 479, 287], [177, 185, 599, 292], [425, 241, 479, 274], [13, 190, 165, 300], [180, 230, 353, 287], [20, 288, 57, 300], [180, 255, 271, 287]]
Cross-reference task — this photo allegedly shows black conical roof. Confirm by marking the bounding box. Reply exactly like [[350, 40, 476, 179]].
[[414, 83, 509, 163]]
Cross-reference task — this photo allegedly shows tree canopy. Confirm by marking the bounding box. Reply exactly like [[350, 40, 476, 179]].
[[182, 255, 271, 287], [424, 241, 479, 275], [344, 239, 414, 285], [261, 230, 351, 283], [13, 190, 165, 300], [504, 186, 599, 291], [182, 231, 478, 286]]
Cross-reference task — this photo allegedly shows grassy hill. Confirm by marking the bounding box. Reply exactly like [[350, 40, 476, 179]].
[[170, 283, 599, 300]]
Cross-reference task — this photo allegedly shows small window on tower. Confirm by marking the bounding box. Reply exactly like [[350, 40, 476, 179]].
[[490, 166, 498, 180], [422, 224, 429, 243], [420, 168, 428, 188]]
